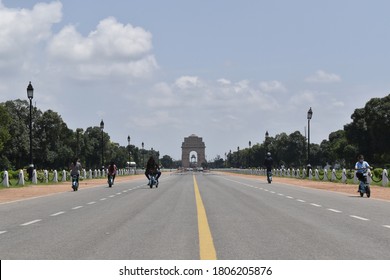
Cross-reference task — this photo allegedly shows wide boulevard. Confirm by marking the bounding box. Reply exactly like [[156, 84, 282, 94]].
[[1, 171, 390, 260]]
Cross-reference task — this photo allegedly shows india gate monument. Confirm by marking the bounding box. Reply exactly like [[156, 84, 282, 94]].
[[181, 134, 206, 169]]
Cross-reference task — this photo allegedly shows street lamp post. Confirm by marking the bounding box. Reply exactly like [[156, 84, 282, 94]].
[[27, 82, 34, 180], [142, 142, 144, 169], [307, 107, 313, 174], [100, 119, 104, 170], [237, 146, 240, 168], [127, 135, 131, 169]]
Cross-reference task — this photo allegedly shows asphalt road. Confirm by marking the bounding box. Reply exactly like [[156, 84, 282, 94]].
[[1, 171, 390, 260]]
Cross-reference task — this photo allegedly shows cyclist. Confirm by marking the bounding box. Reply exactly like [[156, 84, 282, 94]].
[[70, 158, 82, 184], [108, 161, 117, 185], [355, 154, 371, 192], [145, 156, 161, 185]]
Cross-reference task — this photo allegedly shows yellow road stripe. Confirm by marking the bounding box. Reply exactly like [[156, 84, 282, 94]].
[[193, 175, 217, 260]]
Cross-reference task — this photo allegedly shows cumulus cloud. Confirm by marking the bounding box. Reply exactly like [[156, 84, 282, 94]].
[[305, 70, 341, 83], [47, 17, 158, 80], [289, 90, 317, 106], [0, 1, 62, 67], [174, 76, 201, 89], [259, 80, 287, 93], [217, 78, 231, 86]]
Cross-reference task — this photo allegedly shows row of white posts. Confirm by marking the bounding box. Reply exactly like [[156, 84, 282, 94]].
[[2, 168, 138, 187], [232, 168, 389, 187]]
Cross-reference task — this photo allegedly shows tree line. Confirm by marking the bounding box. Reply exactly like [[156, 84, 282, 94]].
[[1, 94, 389, 171], [209, 94, 390, 170], [0, 99, 177, 171]]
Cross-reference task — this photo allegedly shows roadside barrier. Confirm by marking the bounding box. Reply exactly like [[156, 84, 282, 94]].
[[0, 168, 142, 187], [220, 167, 390, 187]]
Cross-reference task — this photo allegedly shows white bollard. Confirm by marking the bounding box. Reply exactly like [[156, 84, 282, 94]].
[[323, 169, 328, 181], [62, 170, 67, 182], [44, 170, 48, 183], [18, 169, 25, 185], [3, 171, 9, 187], [53, 170, 58, 183], [32, 169, 38, 184], [342, 169, 347, 183], [383, 169, 389, 187], [331, 169, 337, 181], [315, 169, 320, 180]]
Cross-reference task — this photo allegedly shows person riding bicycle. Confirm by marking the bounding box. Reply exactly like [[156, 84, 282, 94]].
[[145, 156, 161, 185], [70, 158, 82, 183], [264, 152, 273, 177], [355, 154, 371, 192], [108, 161, 117, 185]]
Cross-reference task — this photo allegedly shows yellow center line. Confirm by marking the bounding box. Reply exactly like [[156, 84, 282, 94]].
[[193, 174, 217, 260]]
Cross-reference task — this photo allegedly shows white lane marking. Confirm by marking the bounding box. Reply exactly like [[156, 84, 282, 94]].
[[21, 219, 41, 226], [310, 203, 322, 207], [222, 177, 254, 188], [350, 215, 369, 221], [72, 206, 83, 210], [297, 199, 306, 203], [327, 208, 342, 213], [270, 191, 276, 194], [116, 193, 121, 195], [50, 211, 65, 217], [0, 231, 7, 235], [100, 198, 107, 201], [123, 190, 128, 193], [383, 225, 390, 229], [109, 195, 115, 198], [87, 201, 96, 205], [286, 196, 294, 199], [277, 193, 284, 196]]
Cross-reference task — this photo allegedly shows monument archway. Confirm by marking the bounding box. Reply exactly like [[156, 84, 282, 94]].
[[181, 134, 206, 169]]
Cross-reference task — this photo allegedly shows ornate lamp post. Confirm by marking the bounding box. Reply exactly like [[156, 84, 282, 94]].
[[307, 107, 313, 173], [127, 135, 131, 168], [27, 82, 34, 180], [237, 146, 240, 168], [100, 119, 104, 170], [142, 142, 144, 168]]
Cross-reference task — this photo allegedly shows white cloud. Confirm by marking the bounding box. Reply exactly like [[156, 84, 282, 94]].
[[47, 17, 158, 80], [259, 80, 287, 93], [217, 78, 231, 86], [0, 1, 62, 67], [289, 90, 317, 106], [174, 76, 201, 89], [305, 70, 341, 83]]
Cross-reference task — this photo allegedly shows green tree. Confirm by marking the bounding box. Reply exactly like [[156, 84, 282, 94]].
[[0, 105, 11, 169], [160, 155, 174, 168], [345, 94, 390, 164], [1, 100, 39, 169], [34, 110, 73, 169]]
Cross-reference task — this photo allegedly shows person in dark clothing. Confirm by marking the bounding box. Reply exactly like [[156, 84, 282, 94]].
[[108, 161, 117, 185], [264, 152, 273, 171], [145, 156, 161, 185], [264, 152, 273, 183]]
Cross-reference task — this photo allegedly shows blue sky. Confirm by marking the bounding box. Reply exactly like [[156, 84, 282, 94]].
[[1, 0, 389, 161]]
